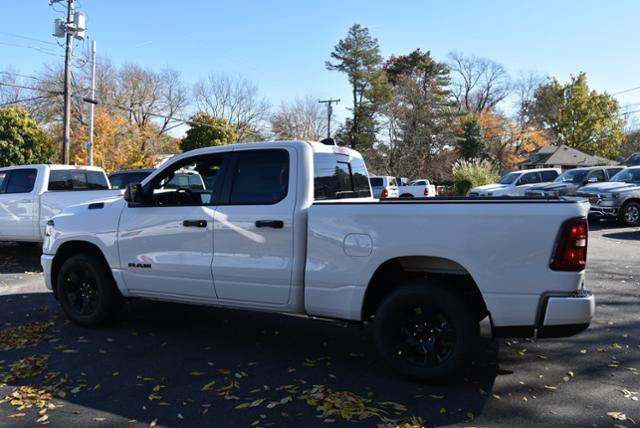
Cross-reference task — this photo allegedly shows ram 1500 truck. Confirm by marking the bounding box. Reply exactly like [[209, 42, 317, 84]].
[[41, 141, 594, 382], [0, 164, 119, 243]]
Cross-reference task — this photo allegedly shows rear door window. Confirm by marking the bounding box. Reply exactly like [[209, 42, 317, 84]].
[[519, 172, 541, 185], [540, 170, 559, 181], [606, 167, 624, 178], [5, 169, 38, 194], [229, 150, 289, 205]]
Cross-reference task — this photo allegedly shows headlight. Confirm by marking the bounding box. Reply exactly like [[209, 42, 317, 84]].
[[601, 192, 620, 199], [45, 220, 55, 237]]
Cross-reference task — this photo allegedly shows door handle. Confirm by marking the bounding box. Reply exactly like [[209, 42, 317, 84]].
[[183, 219, 207, 228], [255, 220, 284, 229]]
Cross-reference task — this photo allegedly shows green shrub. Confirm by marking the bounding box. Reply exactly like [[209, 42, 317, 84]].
[[452, 159, 500, 196]]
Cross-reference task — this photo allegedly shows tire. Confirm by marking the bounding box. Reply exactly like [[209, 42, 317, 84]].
[[620, 201, 640, 226], [400, 194, 414, 198], [56, 254, 121, 327], [373, 281, 478, 383]]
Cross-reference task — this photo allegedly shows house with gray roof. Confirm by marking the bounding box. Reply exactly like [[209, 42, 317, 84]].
[[519, 144, 617, 171]]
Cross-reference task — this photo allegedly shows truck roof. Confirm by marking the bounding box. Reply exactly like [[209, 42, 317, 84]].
[[0, 164, 106, 172], [167, 140, 364, 161]]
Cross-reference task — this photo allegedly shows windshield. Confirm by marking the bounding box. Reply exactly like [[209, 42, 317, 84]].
[[610, 168, 640, 183], [554, 169, 588, 183], [499, 172, 520, 185]]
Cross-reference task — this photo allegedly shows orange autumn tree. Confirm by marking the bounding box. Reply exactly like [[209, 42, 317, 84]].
[[474, 111, 552, 171], [71, 107, 179, 173]]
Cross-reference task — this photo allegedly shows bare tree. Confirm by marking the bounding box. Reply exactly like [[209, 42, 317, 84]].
[[193, 73, 270, 142], [271, 96, 327, 140], [448, 51, 512, 114], [514, 70, 546, 128], [0, 69, 26, 106]]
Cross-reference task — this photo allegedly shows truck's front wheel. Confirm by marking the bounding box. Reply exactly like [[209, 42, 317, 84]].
[[57, 254, 120, 327], [373, 282, 477, 382]]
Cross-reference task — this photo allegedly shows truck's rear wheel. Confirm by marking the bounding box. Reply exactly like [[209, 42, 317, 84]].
[[620, 201, 640, 226], [373, 282, 477, 382], [56, 254, 120, 327]]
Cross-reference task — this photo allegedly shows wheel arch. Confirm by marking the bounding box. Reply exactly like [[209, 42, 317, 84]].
[[51, 240, 113, 299], [361, 255, 488, 322]]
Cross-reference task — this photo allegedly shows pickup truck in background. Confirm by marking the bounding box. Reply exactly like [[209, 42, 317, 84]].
[[0, 164, 119, 243], [525, 166, 625, 197], [398, 179, 437, 198], [42, 141, 594, 382], [577, 166, 640, 226], [469, 167, 561, 197]]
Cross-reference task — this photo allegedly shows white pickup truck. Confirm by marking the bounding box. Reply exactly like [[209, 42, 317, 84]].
[[399, 179, 437, 198], [41, 141, 594, 382], [0, 164, 118, 244]]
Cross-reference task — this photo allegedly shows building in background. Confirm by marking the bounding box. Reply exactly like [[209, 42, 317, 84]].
[[519, 144, 617, 171]]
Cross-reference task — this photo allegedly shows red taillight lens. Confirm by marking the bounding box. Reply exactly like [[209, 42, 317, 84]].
[[380, 188, 389, 198], [424, 187, 430, 197], [550, 217, 588, 271]]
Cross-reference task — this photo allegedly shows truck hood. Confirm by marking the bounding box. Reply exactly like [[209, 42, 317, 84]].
[[578, 182, 640, 194], [527, 182, 580, 194], [61, 194, 125, 215], [470, 184, 508, 193]]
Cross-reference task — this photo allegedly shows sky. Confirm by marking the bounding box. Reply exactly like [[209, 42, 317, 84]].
[[3, 0, 640, 134]]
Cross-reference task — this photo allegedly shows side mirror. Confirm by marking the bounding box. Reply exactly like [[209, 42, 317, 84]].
[[124, 182, 145, 204]]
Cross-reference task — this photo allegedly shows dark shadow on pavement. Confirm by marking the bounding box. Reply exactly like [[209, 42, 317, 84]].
[[0, 292, 497, 427], [602, 231, 639, 241], [0, 243, 42, 275]]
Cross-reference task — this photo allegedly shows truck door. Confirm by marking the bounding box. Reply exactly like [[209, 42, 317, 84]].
[[0, 168, 39, 241], [212, 148, 295, 305], [117, 152, 228, 299]]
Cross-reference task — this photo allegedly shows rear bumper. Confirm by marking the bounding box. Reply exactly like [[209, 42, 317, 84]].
[[493, 290, 594, 338], [41, 254, 54, 291]]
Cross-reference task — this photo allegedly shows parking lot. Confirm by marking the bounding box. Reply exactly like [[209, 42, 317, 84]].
[[0, 221, 638, 428]]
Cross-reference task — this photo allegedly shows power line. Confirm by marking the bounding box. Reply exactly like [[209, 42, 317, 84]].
[[0, 94, 58, 108], [0, 31, 59, 47], [0, 41, 64, 58], [611, 86, 640, 96], [0, 70, 42, 81]]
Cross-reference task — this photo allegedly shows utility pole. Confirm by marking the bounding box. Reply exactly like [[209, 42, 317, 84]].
[[52, 0, 86, 164], [318, 98, 340, 139], [87, 39, 96, 165], [61, 0, 74, 164]]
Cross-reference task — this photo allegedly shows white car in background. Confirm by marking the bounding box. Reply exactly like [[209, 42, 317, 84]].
[[469, 168, 561, 197], [398, 179, 437, 198], [369, 175, 400, 199]]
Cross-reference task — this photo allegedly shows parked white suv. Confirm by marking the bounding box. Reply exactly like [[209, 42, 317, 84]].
[[469, 168, 561, 197], [0, 164, 118, 243], [42, 141, 593, 382], [369, 175, 400, 199]]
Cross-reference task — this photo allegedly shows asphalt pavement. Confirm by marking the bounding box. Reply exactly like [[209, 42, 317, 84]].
[[0, 221, 638, 427]]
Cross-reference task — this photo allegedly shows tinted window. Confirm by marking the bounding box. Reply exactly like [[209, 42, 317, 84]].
[[5, 169, 37, 193], [540, 170, 559, 181], [0, 172, 7, 192], [109, 172, 152, 190], [229, 150, 289, 205], [369, 177, 383, 187], [315, 154, 371, 200], [606, 167, 624, 178], [388, 177, 398, 187], [48, 170, 109, 190], [518, 172, 540, 185], [589, 169, 605, 182]]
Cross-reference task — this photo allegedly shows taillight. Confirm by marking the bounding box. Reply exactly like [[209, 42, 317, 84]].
[[380, 188, 389, 199], [550, 217, 588, 271], [424, 187, 430, 197]]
